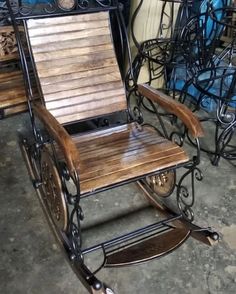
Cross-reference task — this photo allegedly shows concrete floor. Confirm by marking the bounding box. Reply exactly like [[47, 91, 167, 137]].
[[0, 113, 236, 294]]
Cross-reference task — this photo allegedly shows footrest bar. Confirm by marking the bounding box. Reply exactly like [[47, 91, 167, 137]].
[[82, 215, 181, 255]]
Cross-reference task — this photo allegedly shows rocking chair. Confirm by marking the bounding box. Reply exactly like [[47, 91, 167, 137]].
[[7, 0, 218, 293]]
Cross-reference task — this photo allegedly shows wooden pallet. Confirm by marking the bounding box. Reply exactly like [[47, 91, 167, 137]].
[[0, 25, 28, 119]]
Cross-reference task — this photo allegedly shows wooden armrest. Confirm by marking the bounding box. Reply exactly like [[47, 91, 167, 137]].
[[32, 104, 80, 174], [138, 84, 204, 138]]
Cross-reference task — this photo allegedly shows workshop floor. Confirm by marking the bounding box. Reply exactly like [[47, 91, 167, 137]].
[[0, 113, 235, 294]]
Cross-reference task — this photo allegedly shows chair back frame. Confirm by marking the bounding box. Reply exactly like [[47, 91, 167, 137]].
[[6, 0, 133, 127]]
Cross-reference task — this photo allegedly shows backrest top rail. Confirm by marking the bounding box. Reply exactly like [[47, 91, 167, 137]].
[[6, 0, 119, 21]]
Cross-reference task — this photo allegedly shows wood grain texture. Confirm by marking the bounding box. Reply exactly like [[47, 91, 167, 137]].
[[64, 123, 189, 194], [32, 103, 80, 174], [0, 70, 27, 110], [105, 227, 190, 266], [3, 103, 27, 117], [138, 84, 204, 138], [27, 12, 127, 124]]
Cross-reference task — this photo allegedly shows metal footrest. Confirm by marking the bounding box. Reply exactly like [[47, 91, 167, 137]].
[[105, 227, 190, 267]]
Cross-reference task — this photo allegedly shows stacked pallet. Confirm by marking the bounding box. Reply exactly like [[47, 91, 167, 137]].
[[0, 25, 28, 119]]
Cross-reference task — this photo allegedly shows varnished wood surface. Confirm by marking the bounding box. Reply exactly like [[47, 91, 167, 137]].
[[32, 103, 80, 174], [0, 70, 27, 116], [138, 84, 204, 138], [27, 12, 127, 124], [67, 123, 189, 194], [105, 227, 190, 266], [3, 103, 27, 117]]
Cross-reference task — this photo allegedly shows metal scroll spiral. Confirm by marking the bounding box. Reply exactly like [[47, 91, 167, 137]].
[[132, 105, 144, 124], [59, 162, 83, 259], [17, 0, 57, 16], [10, 0, 113, 16], [176, 166, 203, 222], [77, 0, 112, 9], [170, 131, 185, 147], [69, 204, 83, 259]]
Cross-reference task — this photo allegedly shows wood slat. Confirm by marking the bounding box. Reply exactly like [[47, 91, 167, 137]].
[[30, 35, 111, 53], [40, 65, 119, 86], [27, 12, 127, 124], [50, 96, 125, 115], [44, 81, 123, 102], [80, 147, 181, 181], [35, 50, 115, 70], [28, 20, 109, 37], [78, 136, 168, 161], [41, 72, 122, 95], [33, 43, 113, 62], [53, 100, 127, 124], [66, 124, 189, 194], [0, 70, 27, 110], [37, 57, 117, 78], [55, 103, 126, 124], [46, 88, 125, 109], [29, 27, 110, 46], [3, 103, 27, 117], [27, 12, 109, 28]]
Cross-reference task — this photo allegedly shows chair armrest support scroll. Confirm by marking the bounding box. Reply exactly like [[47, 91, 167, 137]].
[[32, 103, 80, 174], [138, 84, 204, 138]]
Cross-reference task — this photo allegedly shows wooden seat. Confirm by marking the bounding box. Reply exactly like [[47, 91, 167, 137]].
[[71, 123, 189, 195]]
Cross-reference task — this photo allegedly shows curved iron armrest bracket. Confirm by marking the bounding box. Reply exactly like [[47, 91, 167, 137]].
[[138, 84, 204, 139], [32, 103, 80, 175]]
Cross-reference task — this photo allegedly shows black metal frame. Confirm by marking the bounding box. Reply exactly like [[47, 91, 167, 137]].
[[185, 4, 236, 165], [8, 1, 219, 292]]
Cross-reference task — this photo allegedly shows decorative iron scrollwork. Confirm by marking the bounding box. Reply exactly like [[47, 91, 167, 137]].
[[78, 0, 112, 9], [69, 204, 83, 258], [6, 0, 116, 17], [176, 163, 203, 222], [40, 146, 69, 231], [132, 105, 144, 124], [170, 131, 185, 147], [39, 143, 83, 258]]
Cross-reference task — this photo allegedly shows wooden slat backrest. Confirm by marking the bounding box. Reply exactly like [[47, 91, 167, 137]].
[[26, 12, 127, 124]]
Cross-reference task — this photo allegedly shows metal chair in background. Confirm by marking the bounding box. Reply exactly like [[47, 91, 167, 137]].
[[128, 0, 235, 166], [129, 0, 194, 88], [192, 4, 236, 165]]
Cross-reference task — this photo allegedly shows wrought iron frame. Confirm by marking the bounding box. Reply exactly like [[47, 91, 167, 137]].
[[8, 0, 220, 292]]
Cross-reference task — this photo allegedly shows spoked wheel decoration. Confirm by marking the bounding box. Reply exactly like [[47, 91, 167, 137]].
[[40, 146, 69, 232], [145, 170, 176, 198]]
